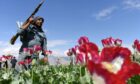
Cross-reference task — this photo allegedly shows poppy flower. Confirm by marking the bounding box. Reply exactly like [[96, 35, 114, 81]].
[[114, 39, 122, 46], [23, 48, 33, 56], [33, 45, 42, 52], [101, 37, 115, 47], [78, 36, 89, 45], [87, 60, 124, 84], [133, 39, 140, 52], [44, 50, 52, 55], [87, 45, 140, 84], [75, 53, 84, 64], [79, 42, 99, 63], [72, 46, 86, 64], [25, 59, 32, 64], [18, 60, 26, 65]]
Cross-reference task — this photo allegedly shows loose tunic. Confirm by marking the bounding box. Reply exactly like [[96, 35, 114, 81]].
[[17, 24, 47, 60]]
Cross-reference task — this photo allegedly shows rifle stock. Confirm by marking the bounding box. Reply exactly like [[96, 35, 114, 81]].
[[10, 34, 19, 45], [10, 0, 45, 45]]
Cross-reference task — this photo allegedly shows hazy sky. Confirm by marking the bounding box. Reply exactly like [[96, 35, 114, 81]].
[[0, 0, 140, 56]]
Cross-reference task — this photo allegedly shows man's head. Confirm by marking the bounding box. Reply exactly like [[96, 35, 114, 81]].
[[33, 16, 44, 27]]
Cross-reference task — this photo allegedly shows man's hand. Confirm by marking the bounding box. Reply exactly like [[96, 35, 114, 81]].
[[21, 17, 34, 29], [28, 17, 34, 23]]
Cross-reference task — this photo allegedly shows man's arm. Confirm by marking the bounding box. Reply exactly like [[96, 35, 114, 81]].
[[21, 17, 34, 29]]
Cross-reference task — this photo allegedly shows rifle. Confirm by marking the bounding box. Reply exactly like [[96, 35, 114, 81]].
[[10, 0, 45, 45]]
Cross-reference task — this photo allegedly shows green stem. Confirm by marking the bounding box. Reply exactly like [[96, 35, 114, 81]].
[[32, 67, 33, 83]]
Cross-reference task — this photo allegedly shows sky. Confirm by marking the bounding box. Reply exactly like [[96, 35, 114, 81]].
[[0, 0, 140, 57]]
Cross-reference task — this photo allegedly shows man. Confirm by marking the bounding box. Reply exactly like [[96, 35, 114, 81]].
[[11, 57, 17, 68], [17, 16, 48, 69]]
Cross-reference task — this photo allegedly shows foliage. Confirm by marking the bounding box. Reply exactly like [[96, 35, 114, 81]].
[[0, 64, 140, 84]]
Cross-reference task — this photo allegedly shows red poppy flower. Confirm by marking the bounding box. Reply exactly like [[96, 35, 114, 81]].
[[18, 61, 26, 65], [2, 55, 11, 60], [116, 47, 140, 81], [101, 47, 121, 62], [29, 48, 33, 55], [25, 59, 32, 64], [79, 42, 99, 63], [79, 42, 99, 55], [87, 45, 140, 84], [87, 60, 125, 84]]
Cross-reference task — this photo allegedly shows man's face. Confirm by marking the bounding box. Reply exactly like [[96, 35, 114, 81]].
[[35, 18, 44, 27]]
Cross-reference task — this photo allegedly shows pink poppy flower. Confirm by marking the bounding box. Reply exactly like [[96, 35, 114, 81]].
[[1, 56, 6, 62], [67, 46, 85, 64], [75, 53, 84, 64], [23, 48, 28, 53], [101, 37, 115, 47], [23, 48, 33, 55], [44, 50, 52, 55], [33, 45, 42, 52], [78, 36, 89, 45], [114, 39, 122, 46]]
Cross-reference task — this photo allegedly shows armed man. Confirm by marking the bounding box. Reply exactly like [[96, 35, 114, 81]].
[[10, 0, 49, 70], [17, 16, 48, 69]]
